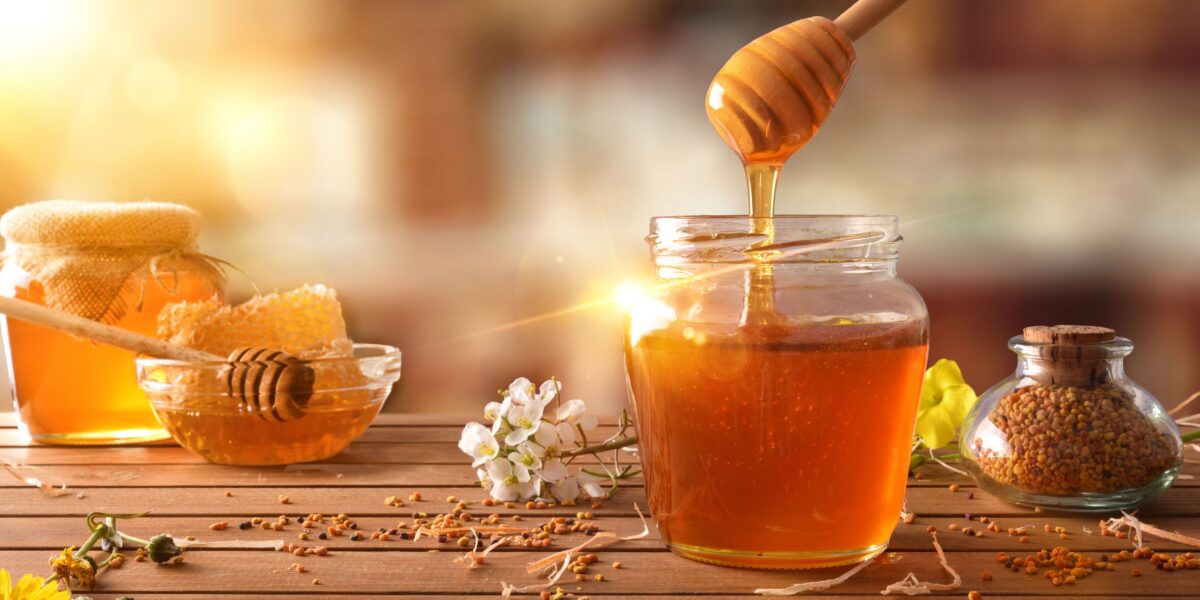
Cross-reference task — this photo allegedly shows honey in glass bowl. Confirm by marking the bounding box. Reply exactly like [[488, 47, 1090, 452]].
[[624, 215, 928, 569], [138, 344, 401, 465], [142, 285, 399, 465]]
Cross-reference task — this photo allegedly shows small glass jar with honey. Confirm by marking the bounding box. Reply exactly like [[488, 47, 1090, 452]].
[[623, 215, 928, 569], [0, 201, 225, 445]]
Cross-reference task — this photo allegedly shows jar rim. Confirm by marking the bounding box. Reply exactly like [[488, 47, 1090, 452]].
[[1009, 334, 1134, 359], [647, 214, 900, 265], [650, 214, 898, 223]]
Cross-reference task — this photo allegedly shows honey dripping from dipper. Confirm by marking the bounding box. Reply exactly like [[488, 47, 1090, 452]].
[[706, 15, 857, 323]]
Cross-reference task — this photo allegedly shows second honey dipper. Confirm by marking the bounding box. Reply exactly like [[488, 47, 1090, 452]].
[[0, 294, 315, 422], [706, 0, 907, 165]]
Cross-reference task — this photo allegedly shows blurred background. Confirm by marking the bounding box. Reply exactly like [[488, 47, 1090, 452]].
[[0, 0, 1198, 415]]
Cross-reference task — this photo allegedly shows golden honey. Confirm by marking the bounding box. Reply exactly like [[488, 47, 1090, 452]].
[[153, 402, 381, 466], [1, 265, 216, 444], [137, 344, 399, 466], [626, 318, 928, 568]]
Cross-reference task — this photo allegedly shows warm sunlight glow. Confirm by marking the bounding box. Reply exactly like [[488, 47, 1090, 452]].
[[124, 57, 180, 111], [614, 281, 646, 312], [617, 281, 676, 346], [0, 0, 90, 60]]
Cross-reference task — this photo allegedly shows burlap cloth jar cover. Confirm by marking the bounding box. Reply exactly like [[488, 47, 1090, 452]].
[[0, 200, 226, 323]]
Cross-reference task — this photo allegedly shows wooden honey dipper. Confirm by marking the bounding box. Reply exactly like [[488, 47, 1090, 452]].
[[706, 0, 908, 166], [0, 295, 315, 422]]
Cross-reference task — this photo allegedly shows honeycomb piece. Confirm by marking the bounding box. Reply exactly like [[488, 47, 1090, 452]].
[[158, 284, 353, 359]]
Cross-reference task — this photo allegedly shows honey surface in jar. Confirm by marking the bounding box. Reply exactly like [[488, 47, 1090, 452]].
[[625, 318, 928, 568], [1, 264, 216, 444]]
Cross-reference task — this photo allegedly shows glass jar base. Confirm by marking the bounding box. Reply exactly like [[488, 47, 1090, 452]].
[[29, 428, 172, 446], [964, 461, 1180, 513], [668, 541, 887, 570]]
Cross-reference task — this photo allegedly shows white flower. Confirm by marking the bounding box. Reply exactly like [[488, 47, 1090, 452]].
[[539, 458, 570, 483], [549, 475, 580, 502], [508, 377, 537, 405], [555, 398, 598, 431], [459, 422, 500, 467], [576, 471, 605, 499], [537, 379, 561, 405], [533, 421, 577, 456], [508, 443, 543, 481], [486, 458, 538, 502], [483, 400, 508, 423], [503, 400, 547, 446]]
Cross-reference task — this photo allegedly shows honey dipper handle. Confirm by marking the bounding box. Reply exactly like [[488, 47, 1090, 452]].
[[834, 0, 908, 41], [0, 295, 222, 362]]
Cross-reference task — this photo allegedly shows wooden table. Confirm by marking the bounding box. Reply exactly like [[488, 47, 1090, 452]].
[[2, 412, 1198, 599]]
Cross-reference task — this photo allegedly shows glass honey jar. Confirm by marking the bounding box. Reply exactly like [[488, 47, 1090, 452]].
[[623, 215, 929, 569], [959, 325, 1182, 511], [0, 200, 225, 445]]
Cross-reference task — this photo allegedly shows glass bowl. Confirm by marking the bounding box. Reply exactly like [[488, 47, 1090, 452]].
[[137, 343, 401, 465]]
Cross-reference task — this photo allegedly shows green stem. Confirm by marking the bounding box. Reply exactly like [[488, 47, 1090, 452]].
[[119, 532, 152, 547], [1182, 430, 1200, 443], [76, 525, 108, 557], [562, 436, 637, 458]]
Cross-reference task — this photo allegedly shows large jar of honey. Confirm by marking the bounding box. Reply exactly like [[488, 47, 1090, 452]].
[[0, 201, 225, 445], [624, 215, 928, 569]]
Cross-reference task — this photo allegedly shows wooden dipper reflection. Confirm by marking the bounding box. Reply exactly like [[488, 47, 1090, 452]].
[[706, 0, 907, 165], [0, 295, 314, 421]]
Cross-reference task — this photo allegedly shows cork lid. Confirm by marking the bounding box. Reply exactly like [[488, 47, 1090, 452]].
[[1022, 325, 1116, 345], [1015, 325, 1125, 387]]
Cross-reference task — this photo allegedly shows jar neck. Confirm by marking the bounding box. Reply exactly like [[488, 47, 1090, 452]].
[[648, 215, 902, 276], [1010, 335, 1133, 387], [1015, 354, 1126, 386], [655, 260, 897, 281]]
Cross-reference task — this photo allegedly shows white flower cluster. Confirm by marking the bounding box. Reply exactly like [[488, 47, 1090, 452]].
[[458, 377, 604, 502]]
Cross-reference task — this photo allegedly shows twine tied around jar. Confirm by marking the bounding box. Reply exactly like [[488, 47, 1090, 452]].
[[0, 200, 229, 324]]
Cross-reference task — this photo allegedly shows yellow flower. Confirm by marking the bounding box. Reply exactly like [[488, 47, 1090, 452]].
[[47, 547, 94, 591], [0, 569, 71, 600], [915, 359, 978, 449]]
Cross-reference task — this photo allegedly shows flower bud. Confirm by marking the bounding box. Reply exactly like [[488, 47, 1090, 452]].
[[146, 534, 183, 564]]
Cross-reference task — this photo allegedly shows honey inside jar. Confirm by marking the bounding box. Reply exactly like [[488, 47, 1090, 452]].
[[0, 200, 228, 445], [626, 318, 927, 568], [2, 263, 217, 444]]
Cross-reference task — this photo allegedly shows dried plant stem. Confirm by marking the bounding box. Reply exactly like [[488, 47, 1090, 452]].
[[1169, 390, 1200, 417], [561, 436, 637, 457]]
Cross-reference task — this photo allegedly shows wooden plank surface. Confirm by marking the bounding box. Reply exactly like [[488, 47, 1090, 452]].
[[6, 515, 1200, 552], [2, 412, 1200, 598], [0, 549, 1195, 595]]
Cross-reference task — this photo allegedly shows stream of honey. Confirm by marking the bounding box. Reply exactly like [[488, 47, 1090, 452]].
[[1, 265, 214, 444], [625, 319, 928, 568], [742, 163, 783, 326]]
